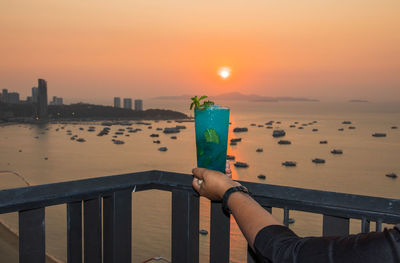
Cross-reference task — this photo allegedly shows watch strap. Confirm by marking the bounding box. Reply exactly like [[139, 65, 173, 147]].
[[222, 185, 250, 214]]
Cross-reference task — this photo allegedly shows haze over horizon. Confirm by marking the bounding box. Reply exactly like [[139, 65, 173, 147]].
[[1, 0, 399, 103]]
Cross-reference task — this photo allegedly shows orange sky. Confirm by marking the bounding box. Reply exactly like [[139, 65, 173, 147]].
[[0, 0, 399, 103]]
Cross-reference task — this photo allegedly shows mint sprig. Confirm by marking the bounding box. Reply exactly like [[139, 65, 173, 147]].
[[190, 95, 215, 110]]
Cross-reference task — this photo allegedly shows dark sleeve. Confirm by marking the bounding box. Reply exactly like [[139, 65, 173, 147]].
[[253, 224, 400, 263]]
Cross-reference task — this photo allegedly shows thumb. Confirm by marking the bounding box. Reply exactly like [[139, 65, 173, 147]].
[[192, 178, 201, 193], [192, 168, 206, 180]]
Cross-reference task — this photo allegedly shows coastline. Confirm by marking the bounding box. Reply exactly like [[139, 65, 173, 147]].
[[0, 220, 61, 263]]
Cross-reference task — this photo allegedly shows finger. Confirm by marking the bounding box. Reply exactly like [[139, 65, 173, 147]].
[[192, 178, 201, 193], [192, 167, 207, 180]]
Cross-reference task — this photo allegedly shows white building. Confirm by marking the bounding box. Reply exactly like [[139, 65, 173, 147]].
[[114, 97, 121, 108], [123, 98, 132, 110], [134, 99, 143, 111]]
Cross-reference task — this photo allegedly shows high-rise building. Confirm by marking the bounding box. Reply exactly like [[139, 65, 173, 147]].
[[50, 96, 63, 105], [37, 79, 48, 119], [8, 92, 20, 104], [134, 99, 143, 111], [32, 87, 38, 103], [1, 89, 8, 103], [114, 97, 121, 108], [123, 98, 132, 110]]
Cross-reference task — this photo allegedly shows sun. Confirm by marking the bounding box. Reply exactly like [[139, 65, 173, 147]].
[[218, 67, 231, 79]]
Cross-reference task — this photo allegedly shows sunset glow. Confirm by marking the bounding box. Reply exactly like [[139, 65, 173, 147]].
[[0, 1, 399, 102], [218, 67, 231, 79]]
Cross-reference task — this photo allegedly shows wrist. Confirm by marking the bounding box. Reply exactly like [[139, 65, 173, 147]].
[[219, 181, 241, 200], [222, 185, 251, 214]]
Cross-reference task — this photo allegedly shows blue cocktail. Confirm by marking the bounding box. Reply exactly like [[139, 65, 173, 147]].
[[195, 105, 230, 173]]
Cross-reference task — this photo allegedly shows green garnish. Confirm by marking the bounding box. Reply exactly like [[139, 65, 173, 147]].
[[204, 128, 220, 144], [190, 95, 215, 110]]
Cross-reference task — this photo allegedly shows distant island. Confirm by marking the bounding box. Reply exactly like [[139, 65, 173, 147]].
[[349, 99, 369, 103], [154, 92, 319, 102], [0, 102, 188, 123]]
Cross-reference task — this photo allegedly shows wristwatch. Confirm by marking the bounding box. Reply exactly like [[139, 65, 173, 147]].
[[222, 185, 250, 214]]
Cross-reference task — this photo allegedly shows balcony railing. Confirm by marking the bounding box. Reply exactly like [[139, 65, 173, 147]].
[[0, 170, 399, 263]]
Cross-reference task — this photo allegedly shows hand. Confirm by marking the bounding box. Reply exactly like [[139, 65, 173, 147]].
[[192, 162, 240, 201]]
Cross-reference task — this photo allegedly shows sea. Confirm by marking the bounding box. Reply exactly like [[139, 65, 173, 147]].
[[0, 100, 399, 263]]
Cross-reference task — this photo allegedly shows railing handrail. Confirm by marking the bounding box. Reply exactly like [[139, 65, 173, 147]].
[[0, 170, 399, 223]]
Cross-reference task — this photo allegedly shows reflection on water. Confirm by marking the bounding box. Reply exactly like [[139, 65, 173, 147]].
[[0, 101, 399, 262]]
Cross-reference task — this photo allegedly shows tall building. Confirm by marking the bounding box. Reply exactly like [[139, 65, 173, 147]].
[[134, 99, 143, 111], [32, 87, 38, 103], [1, 89, 8, 103], [8, 92, 20, 104], [114, 97, 121, 108], [123, 98, 132, 110], [37, 79, 48, 119]]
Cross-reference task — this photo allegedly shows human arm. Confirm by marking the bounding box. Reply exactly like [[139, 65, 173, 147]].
[[191, 167, 400, 262]]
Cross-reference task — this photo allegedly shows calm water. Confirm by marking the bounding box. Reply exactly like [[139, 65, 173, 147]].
[[0, 100, 399, 262]]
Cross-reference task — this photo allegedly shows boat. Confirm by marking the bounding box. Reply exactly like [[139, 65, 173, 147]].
[[230, 141, 237, 146], [273, 130, 286, 138], [266, 126, 273, 129], [76, 138, 86, 142], [348, 126, 356, 130], [101, 122, 113, 126], [276, 121, 281, 124], [312, 128, 318, 132], [234, 162, 249, 168], [199, 229, 208, 235], [288, 218, 295, 224], [170, 136, 177, 140], [114, 140, 125, 145], [115, 132, 124, 135], [278, 140, 291, 145], [163, 127, 180, 134], [289, 125, 296, 128], [312, 158, 326, 164], [331, 149, 343, 154], [150, 134, 159, 137], [230, 138, 242, 143], [147, 126, 152, 129], [257, 174, 266, 180], [320, 140, 328, 144], [391, 126, 398, 129], [250, 123, 256, 126], [156, 128, 163, 131], [372, 133, 386, 137], [257, 125, 264, 127], [294, 122, 299, 124], [282, 161, 296, 167], [158, 147, 168, 152], [226, 155, 235, 160], [256, 148, 263, 152], [233, 127, 248, 132], [342, 121, 352, 124], [385, 173, 397, 179], [153, 140, 161, 144], [176, 125, 186, 129], [302, 123, 308, 126], [265, 121, 274, 125], [338, 128, 344, 131], [298, 127, 304, 129]]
